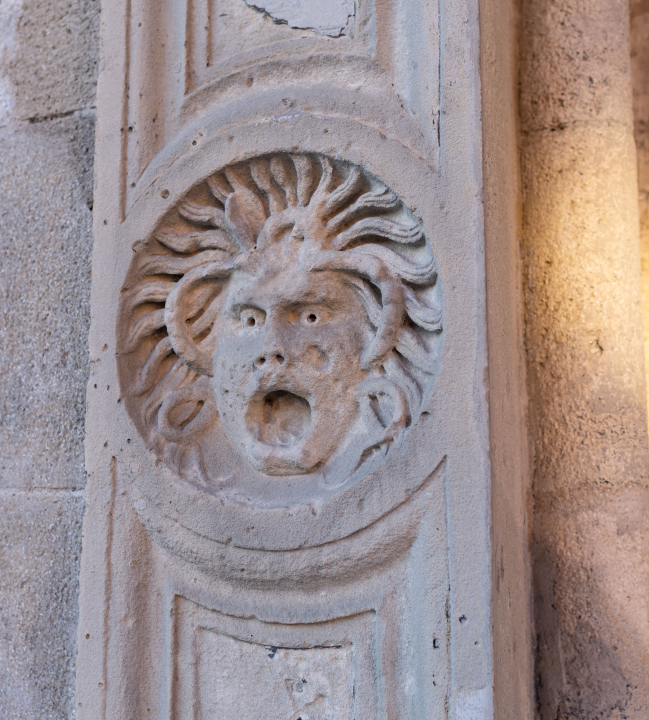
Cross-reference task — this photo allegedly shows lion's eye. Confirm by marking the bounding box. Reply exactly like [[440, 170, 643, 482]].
[[240, 308, 265, 328]]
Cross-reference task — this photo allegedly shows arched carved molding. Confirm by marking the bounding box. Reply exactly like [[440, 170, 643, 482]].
[[118, 151, 443, 506], [132, 461, 445, 586]]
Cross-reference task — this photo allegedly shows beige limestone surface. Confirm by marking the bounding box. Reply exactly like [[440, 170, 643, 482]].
[[479, 0, 533, 715], [4, 0, 648, 716], [0, 115, 94, 489], [520, 0, 649, 716], [0, 491, 84, 717], [0, 0, 99, 121], [0, 0, 99, 717]]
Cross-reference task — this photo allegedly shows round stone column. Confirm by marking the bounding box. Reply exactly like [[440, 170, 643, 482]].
[[520, 0, 649, 716]]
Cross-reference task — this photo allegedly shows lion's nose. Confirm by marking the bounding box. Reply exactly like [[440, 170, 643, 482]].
[[254, 352, 286, 369]]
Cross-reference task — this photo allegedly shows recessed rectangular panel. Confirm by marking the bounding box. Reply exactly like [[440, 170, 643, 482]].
[[197, 632, 355, 719], [171, 597, 379, 720]]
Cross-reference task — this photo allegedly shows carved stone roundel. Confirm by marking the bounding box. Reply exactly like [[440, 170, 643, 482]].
[[118, 152, 443, 494]]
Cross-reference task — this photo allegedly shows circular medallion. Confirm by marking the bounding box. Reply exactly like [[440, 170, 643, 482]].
[[118, 151, 443, 510]]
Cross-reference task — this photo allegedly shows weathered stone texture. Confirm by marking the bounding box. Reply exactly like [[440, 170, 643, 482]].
[[0, 491, 84, 719], [0, 0, 100, 121], [520, 0, 649, 717], [480, 0, 533, 714], [0, 0, 98, 717], [0, 114, 94, 490]]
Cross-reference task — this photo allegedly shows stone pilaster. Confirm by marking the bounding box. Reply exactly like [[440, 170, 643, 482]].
[[76, 0, 530, 717]]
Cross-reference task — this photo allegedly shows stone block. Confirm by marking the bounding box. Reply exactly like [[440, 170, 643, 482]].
[[0, 114, 94, 490], [520, 0, 635, 131], [0, 489, 84, 719], [0, 0, 99, 121]]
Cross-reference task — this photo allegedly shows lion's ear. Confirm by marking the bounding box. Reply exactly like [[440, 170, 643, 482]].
[[358, 376, 409, 443], [157, 378, 217, 443]]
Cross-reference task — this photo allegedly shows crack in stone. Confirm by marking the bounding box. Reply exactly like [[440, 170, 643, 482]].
[[242, 0, 354, 38]]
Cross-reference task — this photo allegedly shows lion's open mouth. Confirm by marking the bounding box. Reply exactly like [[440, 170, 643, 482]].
[[245, 390, 312, 447]]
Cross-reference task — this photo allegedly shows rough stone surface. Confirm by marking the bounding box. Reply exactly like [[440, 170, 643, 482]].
[[0, 114, 94, 490], [520, 0, 649, 717], [0, 0, 98, 717], [0, 490, 85, 719], [0, 0, 99, 122]]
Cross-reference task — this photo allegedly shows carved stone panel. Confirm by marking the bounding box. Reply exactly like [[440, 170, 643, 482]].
[[172, 600, 375, 719], [119, 152, 442, 490], [78, 0, 499, 717]]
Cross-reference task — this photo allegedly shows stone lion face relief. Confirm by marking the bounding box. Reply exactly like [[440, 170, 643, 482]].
[[213, 250, 371, 475], [119, 152, 443, 485]]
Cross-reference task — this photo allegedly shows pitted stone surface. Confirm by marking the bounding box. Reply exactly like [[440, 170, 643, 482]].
[[0, 114, 94, 490], [0, 1, 97, 716], [0, 491, 84, 720], [198, 634, 354, 719], [0, 0, 99, 121]]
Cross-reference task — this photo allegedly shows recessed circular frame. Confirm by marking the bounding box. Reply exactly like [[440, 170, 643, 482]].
[[118, 150, 443, 519]]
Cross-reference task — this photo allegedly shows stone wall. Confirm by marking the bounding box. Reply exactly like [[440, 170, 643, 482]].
[[0, 0, 99, 717], [1, 0, 649, 717]]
